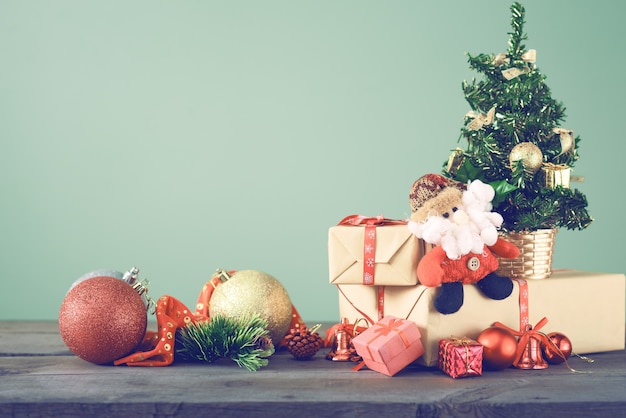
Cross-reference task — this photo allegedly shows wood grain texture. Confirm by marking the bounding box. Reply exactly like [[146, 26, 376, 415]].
[[0, 321, 624, 418]]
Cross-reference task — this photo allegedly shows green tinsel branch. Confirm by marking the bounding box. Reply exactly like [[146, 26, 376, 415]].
[[507, 2, 527, 59], [175, 314, 275, 372]]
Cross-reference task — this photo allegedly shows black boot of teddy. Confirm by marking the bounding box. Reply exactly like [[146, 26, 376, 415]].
[[477, 272, 514, 300], [434, 282, 464, 314]]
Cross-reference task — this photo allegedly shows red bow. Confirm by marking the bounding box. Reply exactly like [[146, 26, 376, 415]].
[[338, 214, 406, 227], [371, 318, 410, 346], [114, 270, 306, 367], [494, 317, 550, 365]]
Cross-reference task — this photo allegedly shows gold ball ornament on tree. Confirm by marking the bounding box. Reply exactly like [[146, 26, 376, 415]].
[[509, 142, 543, 174], [208, 269, 293, 346], [59, 270, 149, 365], [477, 326, 519, 370]]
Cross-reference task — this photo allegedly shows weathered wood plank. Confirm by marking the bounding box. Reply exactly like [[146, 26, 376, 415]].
[[0, 321, 69, 356], [0, 320, 159, 356], [1, 322, 625, 418]]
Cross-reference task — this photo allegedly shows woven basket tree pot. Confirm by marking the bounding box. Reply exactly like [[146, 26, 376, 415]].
[[496, 229, 557, 280]]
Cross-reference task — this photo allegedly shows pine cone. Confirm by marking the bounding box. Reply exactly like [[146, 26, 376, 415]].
[[284, 326, 323, 360]]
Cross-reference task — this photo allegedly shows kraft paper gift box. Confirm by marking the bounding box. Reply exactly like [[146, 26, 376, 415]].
[[351, 315, 425, 376], [328, 215, 429, 286], [337, 270, 625, 367]]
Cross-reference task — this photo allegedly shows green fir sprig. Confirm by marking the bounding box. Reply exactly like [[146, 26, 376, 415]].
[[507, 1, 527, 59], [175, 314, 275, 372]]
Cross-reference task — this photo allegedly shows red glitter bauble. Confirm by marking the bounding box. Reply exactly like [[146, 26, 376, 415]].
[[542, 332, 573, 364], [477, 326, 518, 370], [59, 276, 147, 365]]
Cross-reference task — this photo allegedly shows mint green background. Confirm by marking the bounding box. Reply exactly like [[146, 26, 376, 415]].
[[2, 1, 624, 322]]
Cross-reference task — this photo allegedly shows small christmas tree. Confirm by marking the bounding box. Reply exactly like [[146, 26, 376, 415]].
[[443, 2, 592, 233]]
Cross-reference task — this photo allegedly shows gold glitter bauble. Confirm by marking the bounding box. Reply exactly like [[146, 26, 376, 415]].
[[509, 142, 543, 174], [209, 270, 293, 346]]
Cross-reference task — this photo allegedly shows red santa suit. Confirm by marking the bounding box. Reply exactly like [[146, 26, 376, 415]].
[[417, 237, 520, 287]]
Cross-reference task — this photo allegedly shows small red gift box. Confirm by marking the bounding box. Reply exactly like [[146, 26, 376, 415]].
[[351, 315, 424, 376], [438, 337, 483, 378]]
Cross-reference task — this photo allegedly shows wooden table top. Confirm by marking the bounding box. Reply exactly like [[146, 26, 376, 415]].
[[1, 321, 625, 418]]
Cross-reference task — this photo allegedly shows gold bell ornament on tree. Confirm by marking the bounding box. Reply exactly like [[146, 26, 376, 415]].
[[58, 267, 155, 365]]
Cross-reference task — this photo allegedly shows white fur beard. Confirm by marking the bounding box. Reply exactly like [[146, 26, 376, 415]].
[[409, 215, 500, 260]]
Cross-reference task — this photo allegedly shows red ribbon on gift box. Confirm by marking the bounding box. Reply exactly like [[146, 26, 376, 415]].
[[365, 317, 410, 361], [515, 278, 529, 330], [337, 215, 407, 320], [371, 318, 410, 343], [337, 215, 407, 286]]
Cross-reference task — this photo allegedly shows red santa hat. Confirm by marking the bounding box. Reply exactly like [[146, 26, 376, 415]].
[[409, 174, 466, 213]]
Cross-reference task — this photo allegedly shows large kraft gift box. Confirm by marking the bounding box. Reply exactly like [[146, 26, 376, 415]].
[[337, 270, 625, 367], [328, 215, 431, 286]]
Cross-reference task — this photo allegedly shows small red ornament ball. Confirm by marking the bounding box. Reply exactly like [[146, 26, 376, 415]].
[[59, 276, 147, 365], [477, 326, 518, 370], [542, 332, 573, 364]]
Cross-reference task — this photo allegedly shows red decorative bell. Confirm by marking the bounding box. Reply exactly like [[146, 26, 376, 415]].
[[514, 325, 549, 370], [326, 319, 354, 361]]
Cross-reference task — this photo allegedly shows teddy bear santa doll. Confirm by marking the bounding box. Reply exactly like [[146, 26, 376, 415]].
[[407, 174, 520, 314]]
